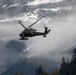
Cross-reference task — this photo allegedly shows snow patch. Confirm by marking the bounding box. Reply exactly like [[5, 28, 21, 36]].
[[27, 0, 63, 5]]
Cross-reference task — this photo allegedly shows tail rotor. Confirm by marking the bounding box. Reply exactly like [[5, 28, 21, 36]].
[[43, 25, 51, 37]]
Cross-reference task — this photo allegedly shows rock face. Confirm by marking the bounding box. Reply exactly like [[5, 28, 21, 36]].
[[0, 0, 76, 20]]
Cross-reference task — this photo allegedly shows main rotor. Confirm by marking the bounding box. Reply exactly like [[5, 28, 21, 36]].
[[18, 16, 45, 29]]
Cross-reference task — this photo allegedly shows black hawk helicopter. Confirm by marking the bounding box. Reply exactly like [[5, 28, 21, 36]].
[[18, 16, 51, 40]]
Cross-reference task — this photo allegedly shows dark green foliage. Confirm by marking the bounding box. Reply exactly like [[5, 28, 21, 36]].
[[59, 48, 76, 75], [14, 71, 18, 75], [35, 65, 59, 75], [51, 69, 59, 75], [70, 48, 76, 75], [13, 71, 24, 75], [35, 65, 44, 75], [35, 48, 76, 75], [8, 48, 76, 75], [1, 48, 76, 75], [59, 57, 67, 75], [20, 73, 23, 75], [54, 69, 59, 75]]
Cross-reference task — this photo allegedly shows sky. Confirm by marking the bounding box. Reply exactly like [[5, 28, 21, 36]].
[[0, 0, 76, 73]]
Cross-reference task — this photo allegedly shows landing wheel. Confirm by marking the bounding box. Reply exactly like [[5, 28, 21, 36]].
[[43, 35, 46, 37]]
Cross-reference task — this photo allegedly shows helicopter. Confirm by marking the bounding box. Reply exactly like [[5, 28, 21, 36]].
[[18, 16, 51, 40]]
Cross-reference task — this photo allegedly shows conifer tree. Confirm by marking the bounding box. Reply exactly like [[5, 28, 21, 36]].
[[54, 69, 59, 75], [37, 65, 44, 75], [20, 71, 24, 75], [59, 57, 67, 75], [14, 71, 18, 75], [70, 48, 76, 75]]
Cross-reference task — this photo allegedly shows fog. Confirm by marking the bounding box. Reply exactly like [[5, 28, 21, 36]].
[[0, 0, 76, 73], [0, 14, 76, 73], [27, 14, 76, 61]]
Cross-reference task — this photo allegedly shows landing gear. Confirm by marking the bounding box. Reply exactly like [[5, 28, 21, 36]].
[[19, 38, 28, 40], [43, 35, 46, 37]]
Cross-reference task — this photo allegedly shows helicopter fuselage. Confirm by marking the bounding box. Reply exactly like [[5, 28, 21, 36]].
[[19, 27, 51, 40], [18, 16, 51, 40], [19, 28, 44, 37]]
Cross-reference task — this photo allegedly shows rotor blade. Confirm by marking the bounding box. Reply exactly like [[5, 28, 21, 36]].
[[27, 16, 45, 28], [18, 21, 26, 29]]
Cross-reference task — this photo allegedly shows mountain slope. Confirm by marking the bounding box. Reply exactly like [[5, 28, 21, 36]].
[[1, 57, 58, 75]]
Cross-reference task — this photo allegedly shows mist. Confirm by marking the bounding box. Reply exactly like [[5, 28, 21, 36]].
[[27, 14, 76, 61], [0, 0, 76, 73], [0, 13, 76, 72]]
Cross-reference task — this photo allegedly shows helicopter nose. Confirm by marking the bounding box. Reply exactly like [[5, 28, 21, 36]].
[[19, 33, 22, 37]]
